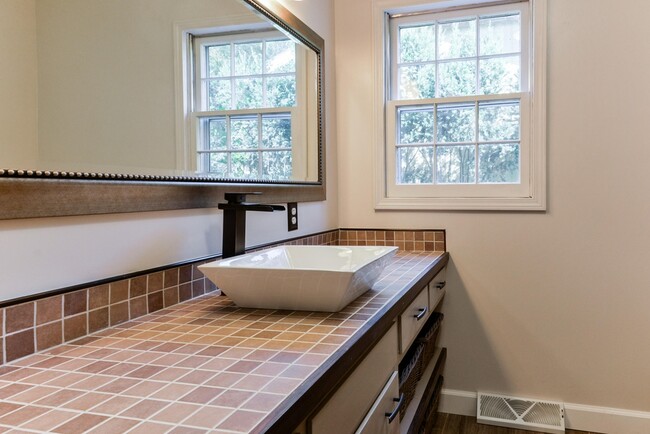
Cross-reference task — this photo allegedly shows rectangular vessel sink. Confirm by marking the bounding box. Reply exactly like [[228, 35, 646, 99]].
[[199, 245, 398, 312]]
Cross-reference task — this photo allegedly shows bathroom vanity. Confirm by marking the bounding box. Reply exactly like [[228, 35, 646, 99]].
[[0, 251, 448, 434], [280, 252, 448, 434]]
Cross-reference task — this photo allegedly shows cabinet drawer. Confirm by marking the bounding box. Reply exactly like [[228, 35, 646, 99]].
[[310, 323, 398, 434], [429, 266, 447, 311], [354, 371, 401, 434], [399, 287, 429, 354]]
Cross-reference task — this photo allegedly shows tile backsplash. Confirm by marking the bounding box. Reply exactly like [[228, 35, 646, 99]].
[[0, 228, 444, 365]]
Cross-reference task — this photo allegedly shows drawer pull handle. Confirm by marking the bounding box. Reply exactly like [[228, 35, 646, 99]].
[[435, 281, 446, 290], [385, 393, 405, 423], [414, 307, 428, 321]]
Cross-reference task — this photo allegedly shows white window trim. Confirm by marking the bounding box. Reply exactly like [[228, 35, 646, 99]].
[[174, 17, 314, 181], [191, 31, 307, 179], [372, 0, 547, 211], [173, 15, 271, 174]]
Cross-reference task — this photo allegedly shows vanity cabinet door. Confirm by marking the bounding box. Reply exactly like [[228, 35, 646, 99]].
[[354, 371, 401, 434], [399, 286, 430, 354], [429, 266, 447, 311], [309, 323, 398, 434]]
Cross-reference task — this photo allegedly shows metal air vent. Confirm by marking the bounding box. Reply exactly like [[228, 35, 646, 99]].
[[477, 392, 565, 434]]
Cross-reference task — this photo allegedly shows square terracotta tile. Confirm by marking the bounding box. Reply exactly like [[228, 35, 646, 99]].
[[45, 372, 89, 388], [192, 280, 205, 298], [210, 389, 254, 408], [5, 329, 35, 362], [0, 402, 23, 417], [182, 406, 233, 429], [126, 276, 146, 299], [109, 302, 129, 326], [21, 409, 78, 431], [127, 421, 174, 434], [179, 386, 224, 404], [148, 272, 164, 293], [148, 292, 164, 313], [5, 302, 34, 334], [121, 380, 165, 398], [0, 404, 49, 426], [63, 313, 87, 342], [232, 375, 273, 391], [177, 370, 217, 385], [88, 308, 109, 334], [179, 283, 192, 302], [109, 281, 129, 304], [150, 402, 200, 424], [126, 365, 165, 379], [62, 392, 112, 411], [36, 321, 63, 351], [90, 395, 140, 415], [163, 288, 179, 308], [204, 372, 245, 388], [97, 378, 141, 394], [88, 285, 109, 310], [34, 389, 84, 407], [0, 383, 32, 400], [164, 268, 179, 289], [70, 375, 115, 391], [150, 367, 192, 382], [262, 377, 301, 394], [86, 417, 140, 434], [54, 413, 108, 434], [64, 290, 87, 317], [179, 265, 192, 284], [120, 399, 168, 419], [150, 383, 196, 401], [36, 296, 62, 325], [216, 409, 264, 432], [241, 392, 284, 412]]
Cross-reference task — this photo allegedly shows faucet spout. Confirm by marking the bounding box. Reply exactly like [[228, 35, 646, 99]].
[[218, 192, 286, 259]]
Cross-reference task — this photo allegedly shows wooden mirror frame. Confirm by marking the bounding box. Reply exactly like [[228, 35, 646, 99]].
[[0, 0, 325, 220]]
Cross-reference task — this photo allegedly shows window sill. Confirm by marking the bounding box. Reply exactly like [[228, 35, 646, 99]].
[[374, 195, 546, 211]]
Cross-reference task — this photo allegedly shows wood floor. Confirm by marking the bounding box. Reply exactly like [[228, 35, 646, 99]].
[[432, 413, 601, 434]]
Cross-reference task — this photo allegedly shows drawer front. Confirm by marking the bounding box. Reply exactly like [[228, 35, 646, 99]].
[[429, 266, 447, 311], [310, 323, 398, 434], [399, 287, 429, 354], [354, 371, 401, 434]]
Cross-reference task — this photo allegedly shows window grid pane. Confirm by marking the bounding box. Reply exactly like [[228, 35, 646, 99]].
[[396, 99, 520, 185], [202, 38, 297, 111], [201, 114, 292, 179], [396, 12, 521, 100]]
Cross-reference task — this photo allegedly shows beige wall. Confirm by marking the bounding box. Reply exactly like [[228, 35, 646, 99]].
[[0, 0, 338, 301], [35, 0, 253, 173], [335, 0, 650, 414], [0, 0, 38, 167]]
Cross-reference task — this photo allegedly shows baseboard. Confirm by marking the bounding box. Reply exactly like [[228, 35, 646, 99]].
[[439, 388, 650, 434]]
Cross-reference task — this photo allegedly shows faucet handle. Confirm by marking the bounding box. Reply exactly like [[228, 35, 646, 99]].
[[224, 192, 262, 204]]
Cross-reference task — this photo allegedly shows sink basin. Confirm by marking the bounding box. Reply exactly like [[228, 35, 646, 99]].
[[198, 245, 398, 312]]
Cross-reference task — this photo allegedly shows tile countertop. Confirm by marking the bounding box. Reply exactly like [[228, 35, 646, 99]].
[[0, 251, 446, 434]]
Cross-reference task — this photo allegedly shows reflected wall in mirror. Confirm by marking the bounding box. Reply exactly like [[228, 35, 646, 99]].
[[0, 0, 320, 183]]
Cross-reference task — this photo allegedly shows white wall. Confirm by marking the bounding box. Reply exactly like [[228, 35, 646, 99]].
[[335, 0, 650, 421], [0, 0, 338, 301], [0, 0, 38, 167]]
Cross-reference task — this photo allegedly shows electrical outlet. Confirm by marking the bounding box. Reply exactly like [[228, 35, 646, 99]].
[[287, 202, 298, 231]]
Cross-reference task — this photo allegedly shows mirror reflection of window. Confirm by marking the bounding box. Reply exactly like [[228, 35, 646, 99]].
[[192, 31, 306, 181]]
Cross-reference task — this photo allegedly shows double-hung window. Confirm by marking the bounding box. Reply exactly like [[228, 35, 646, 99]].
[[379, 0, 546, 210], [192, 31, 304, 181]]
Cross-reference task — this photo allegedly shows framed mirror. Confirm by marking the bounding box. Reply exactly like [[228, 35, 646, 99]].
[[0, 0, 325, 219]]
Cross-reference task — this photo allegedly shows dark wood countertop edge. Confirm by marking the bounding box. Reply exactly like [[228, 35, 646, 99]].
[[255, 252, 450, 434]]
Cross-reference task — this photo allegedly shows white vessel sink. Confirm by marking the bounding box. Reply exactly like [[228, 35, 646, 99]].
[[199, 245, 398, 312]]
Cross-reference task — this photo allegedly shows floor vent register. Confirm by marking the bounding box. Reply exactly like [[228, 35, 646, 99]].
[[477, 392, 565, 434]]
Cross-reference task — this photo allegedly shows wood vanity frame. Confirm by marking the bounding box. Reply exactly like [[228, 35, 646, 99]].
[[255, 252, 449, 434]]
